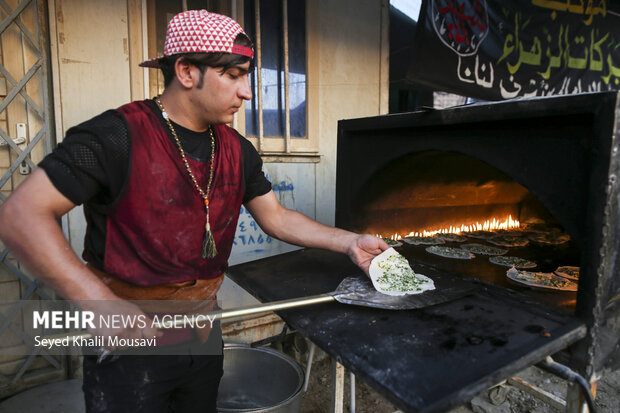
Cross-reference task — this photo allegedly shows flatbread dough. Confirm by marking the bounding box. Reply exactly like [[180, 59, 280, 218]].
[[425, 245, 475, 260], [369, 248, 435, 296], [403, 236, 445, 245], [489, 255, 537, 269], [507, 267, 578, 291], [554, 266, 579, 280], [460, 243, 508, 256]]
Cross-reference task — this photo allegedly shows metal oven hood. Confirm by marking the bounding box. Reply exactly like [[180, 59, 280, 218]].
[[228, 92, 620, 412]]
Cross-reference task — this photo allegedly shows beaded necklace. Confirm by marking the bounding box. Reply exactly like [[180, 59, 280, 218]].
[[155, 96, 217, 258]]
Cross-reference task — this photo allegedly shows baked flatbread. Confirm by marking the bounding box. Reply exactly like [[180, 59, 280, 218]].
[[507, 267, 578, 291], [528, 232, 570, 245], [554, 266, 579, 280], [494, 230, 525, 237], [382, 237, 403, 247], [488, 235, 530, 247], [403, 236, 445, 246], [465, 231, 495, 240], [460, 243, 508, 256], [489, 255, 537, 269], [426, 245, 475, 260], [369, 248, 435, 296], [435, 233, 468, 243]]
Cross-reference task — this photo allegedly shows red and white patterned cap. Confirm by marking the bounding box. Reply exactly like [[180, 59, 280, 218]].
[[140, 10, 253, 68]]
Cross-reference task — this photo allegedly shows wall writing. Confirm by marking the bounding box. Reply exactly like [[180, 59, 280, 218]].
[[232, 173, 295, 255], [233, 205, 273, 251], [408, 0, 620, 100]]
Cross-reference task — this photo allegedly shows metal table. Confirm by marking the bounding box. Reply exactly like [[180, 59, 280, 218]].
[[227, 248, 586, 413]]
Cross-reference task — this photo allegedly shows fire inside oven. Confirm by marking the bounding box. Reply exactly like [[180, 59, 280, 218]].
[[354, 150, 549, 237], [347, 149, 579, 310]]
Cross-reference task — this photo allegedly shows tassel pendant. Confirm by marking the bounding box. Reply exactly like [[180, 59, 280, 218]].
[[202, 208, 217, 259], [156, 97, 218, 259]]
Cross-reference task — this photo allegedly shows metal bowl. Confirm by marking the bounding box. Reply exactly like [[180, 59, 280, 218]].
[[217, 344, 304, 412]]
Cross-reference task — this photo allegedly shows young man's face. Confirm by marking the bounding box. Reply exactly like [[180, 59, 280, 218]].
[[190, 61, 252, 126]]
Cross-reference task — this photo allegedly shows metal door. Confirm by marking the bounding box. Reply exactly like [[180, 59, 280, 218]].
[[0, 0, 62, 397]]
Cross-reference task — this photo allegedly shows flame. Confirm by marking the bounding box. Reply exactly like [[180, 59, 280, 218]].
[[376, 215, 520, 240]]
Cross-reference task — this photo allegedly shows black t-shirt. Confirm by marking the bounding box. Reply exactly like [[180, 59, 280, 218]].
[[39, 100, 271, 267]]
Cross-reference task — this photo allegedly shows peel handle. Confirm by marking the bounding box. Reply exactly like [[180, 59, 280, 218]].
[[202, 293, 335, 322], [40, 294, 337, 340]]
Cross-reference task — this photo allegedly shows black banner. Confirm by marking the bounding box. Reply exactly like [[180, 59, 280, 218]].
[[407, 0, 620, 100]]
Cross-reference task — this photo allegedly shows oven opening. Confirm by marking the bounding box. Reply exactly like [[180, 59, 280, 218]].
[[350, 150, 580, 311]]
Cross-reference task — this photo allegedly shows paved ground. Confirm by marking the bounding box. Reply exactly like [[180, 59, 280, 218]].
[[300, 353, 620, 413], [0, 379, 84, 413], [0, 344, 618, 412]]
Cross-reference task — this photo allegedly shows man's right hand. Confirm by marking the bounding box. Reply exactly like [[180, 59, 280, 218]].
[[0, 169, 163, 350], [80, 299, 162, 351]]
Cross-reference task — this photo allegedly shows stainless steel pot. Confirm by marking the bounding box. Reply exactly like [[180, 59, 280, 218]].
[[217, 344, 304, 412]]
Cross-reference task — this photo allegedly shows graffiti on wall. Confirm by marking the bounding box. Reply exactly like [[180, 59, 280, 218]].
[[233, 205, 273, 252], [232, 173, 295, 256]]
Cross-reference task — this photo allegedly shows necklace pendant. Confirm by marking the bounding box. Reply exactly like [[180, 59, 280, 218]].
[[202, 229, 218, 259], [156, 96, 217, 260]]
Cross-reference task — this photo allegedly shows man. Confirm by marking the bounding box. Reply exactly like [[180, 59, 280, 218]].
[[0, 9, 388, 413]]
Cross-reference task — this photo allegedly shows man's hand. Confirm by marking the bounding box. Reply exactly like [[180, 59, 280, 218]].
[[81, 300, 162, 351], [345, 234, 390, 276], [245, 191, 390, 275]]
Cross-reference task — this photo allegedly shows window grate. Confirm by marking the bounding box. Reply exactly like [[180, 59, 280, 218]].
[[282, 0, 290, 153], [254, 0, 264, 151], [244, 0, 306, 154]]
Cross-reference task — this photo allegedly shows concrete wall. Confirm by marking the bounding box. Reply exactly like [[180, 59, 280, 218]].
[[314, 0, 390, 226]]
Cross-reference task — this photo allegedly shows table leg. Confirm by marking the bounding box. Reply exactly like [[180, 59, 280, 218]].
[[331, 359, 345, 413], [303, 341, 316, 392], [566, 380, 597, 413], [350, 371, 356, 413]]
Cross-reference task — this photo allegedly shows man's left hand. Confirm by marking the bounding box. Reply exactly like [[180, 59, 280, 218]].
[[346, 235, 390, 276]]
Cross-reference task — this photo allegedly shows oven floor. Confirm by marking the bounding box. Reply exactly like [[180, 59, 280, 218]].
[[396, 237, 580, 312], [227, 248, 586, 413]]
